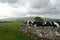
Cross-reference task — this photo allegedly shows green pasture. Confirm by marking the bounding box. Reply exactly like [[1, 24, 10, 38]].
[[0, 21, 34, 40]]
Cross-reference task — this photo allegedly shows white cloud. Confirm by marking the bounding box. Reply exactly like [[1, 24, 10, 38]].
[[0, 3, 13, 19], [0, 2, 29, 19], [0, 0, 60, 19]]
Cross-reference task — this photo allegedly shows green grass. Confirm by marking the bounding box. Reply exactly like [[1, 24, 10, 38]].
[[0, 21, 34, 40]]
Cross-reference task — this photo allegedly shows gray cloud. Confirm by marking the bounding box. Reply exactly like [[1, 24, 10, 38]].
[[27, 7, 58, 15], [12, 0, 60, 16], [0, 0, 50, 8], [0, 0, 18, 4], [29, 0, 49, 8], [11, 0, 60, 19]]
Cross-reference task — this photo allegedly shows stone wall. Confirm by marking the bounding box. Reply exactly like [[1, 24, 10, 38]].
[[20, 24, 60, 40]]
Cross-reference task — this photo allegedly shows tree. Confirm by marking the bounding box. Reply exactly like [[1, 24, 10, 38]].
[[34, 17, 43, 22]]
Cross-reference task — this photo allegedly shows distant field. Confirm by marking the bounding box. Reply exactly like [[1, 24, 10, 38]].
[[0, 21, 34, 40]]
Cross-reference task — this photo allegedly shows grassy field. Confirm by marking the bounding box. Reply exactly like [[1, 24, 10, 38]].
[[0, 20, 60, 40], [0, 20, 34, 40]]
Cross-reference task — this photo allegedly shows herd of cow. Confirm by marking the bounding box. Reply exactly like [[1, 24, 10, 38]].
[[26, 20, 60, 29]]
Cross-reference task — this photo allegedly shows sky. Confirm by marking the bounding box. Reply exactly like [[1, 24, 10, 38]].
[[0, 0, 60, 19]]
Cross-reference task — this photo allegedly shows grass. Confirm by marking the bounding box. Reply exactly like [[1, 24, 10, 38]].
[[0, 21, 34, 40]]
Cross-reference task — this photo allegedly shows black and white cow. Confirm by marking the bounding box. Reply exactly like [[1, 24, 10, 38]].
[[52, 22, 59, 28], [56, 22, 60, 26], [45, 21, 60, 28], [32, 21, 43, 27], [43, 21, 60, 28], [26, 20, 32, 26], [26, 20, 60, 28], [43, 22, 52, 26]]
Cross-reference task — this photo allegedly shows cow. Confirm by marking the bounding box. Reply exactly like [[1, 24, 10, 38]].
[[43, 22, 52, 27], [26, 20, 32, 26], [32, 21, 44, 27], [42, 21, 60, 30], [51, 22, 59, 28], [26, 20, 60, 29], [43, 21, 59, 28], [56, 22, 60, 26]]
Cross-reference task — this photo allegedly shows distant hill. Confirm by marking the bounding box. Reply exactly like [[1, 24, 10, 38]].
[[0, 17, 60, 22]]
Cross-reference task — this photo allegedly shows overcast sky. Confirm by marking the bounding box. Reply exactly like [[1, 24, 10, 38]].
[[0, 0, 60, 19]]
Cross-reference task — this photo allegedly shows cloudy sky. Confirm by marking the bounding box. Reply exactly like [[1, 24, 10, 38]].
[[0, 0, 60, 19]]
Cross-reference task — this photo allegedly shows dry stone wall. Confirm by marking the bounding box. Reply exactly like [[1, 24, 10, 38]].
[[20, 24, 60, 40]]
